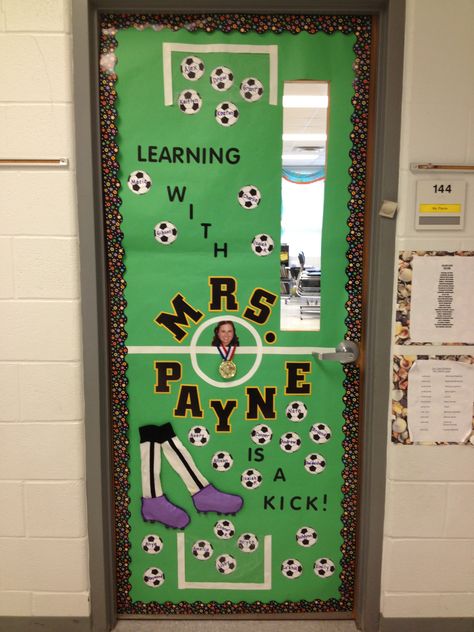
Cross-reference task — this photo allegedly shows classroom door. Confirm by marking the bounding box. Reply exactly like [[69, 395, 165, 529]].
[[100, 12, 372, 617]]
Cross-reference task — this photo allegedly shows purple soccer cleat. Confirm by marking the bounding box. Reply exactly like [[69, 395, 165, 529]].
[[141, 495, 190, 529], [192, 484, 243, 515]]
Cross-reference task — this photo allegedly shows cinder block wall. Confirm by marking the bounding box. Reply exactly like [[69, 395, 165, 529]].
[[0, 0, 90, 617], [381, 0, 474, 620]]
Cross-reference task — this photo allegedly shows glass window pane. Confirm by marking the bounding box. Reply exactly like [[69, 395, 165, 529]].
[[280, 81, 328, 331]]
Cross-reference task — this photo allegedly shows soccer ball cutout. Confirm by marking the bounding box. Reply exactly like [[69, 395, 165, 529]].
[[314, 557, 336, 578], [238, 185, 261, 210], [127, 170, 152, 194], [251, 424, 272, 445], [212, 451, 233, 471], [142, 534, 163, 554], [215, 102, 239, 127], [143, 567, 165, 587], [240, 77, 264, 102], [281, 559, 303, 579], [279, 432, 302, 453], [251, 234, 274, 256], [216, 554, 237, 575], [154, 221, 178, 245], [296, 526, 318, 548], [210, 66, 234, 91], [241, 468, 263, 489], [188, 426, 210, 446], [310, 423, 332, 444], [304, 453, 326, 474], [192, 540, 213, 560], [180, 56, 205, 81], [238, 533, 259, 553], [286, 401, 308, 422], [214, 519, 235, 539], [178, 89, 202, 114]]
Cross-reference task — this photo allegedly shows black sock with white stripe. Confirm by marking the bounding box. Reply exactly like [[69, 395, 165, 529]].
[[140, 423, 208, 496], [139, 425, 163, 498]]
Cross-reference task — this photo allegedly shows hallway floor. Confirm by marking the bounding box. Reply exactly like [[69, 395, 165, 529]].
[[114, 620, 357, 632]]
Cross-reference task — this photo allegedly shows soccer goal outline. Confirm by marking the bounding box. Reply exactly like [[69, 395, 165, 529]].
[[176, 532, 272, 590], [163, 43, 278, 106]]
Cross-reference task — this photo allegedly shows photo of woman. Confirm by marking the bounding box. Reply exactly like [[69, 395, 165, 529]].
[[211, 320, 240, 347]]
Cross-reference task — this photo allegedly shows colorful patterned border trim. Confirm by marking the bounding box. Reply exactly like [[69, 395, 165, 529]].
[[99, 12, 371, 616]]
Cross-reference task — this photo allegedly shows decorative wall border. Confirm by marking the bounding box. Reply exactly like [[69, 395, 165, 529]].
[[98, 12, 371, 616]]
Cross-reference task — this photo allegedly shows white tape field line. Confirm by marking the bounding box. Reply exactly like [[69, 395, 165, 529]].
[[127, 345, 333, 355], [163, 43, 278, 105], [177, 533, 272, 590]]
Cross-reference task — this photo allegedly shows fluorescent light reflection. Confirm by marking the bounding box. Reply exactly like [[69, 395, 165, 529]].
[[282, 95, 329, 108], [282, 133, 327, 142]]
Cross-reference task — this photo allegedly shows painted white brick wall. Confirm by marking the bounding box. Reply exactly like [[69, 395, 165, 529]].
[[0, 0, 89, 618], [381, 0, 474, 619]]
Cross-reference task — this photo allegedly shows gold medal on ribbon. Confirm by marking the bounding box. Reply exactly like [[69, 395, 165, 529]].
[[219, 359, 237, 379], [217, 342, 237, 379]]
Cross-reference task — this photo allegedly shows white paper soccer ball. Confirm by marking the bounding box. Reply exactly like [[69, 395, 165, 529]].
[[180, 56, 205, 80], [238, 532, 259, 552], [178, 89, 202, 114], [188, 425, 210, 446], [279, 432, 302, 453], [216, 554, 237, 575], [210, 66, 234, 91], [142, 534, 163, 554], [309, 423, 332, 444], [281, 559, 303, 579], [304, 453, 326, 474], [286, 401, 308, 422], [250, 424, 272, 445], [192, 540, 213, 560], [127, 170, 152, 194], [143, 567, 165, 587], [241, 468, 263, 489], [251, 234, 274, 256], [240, 77, 264, 102], [215, 102, 239, 127], [296, 526, 318, 548], [238, 185, 261, 210], [211, 451, 233, 471], [314, 557, 336, 578], [214, 519, 235, 539], [154, 221, 178, 245]]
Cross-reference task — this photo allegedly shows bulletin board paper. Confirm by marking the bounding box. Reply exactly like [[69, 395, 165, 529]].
[[99, 12, 373, 617]]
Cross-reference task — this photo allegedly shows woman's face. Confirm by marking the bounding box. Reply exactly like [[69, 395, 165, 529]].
[[217, 323, 234, 346]]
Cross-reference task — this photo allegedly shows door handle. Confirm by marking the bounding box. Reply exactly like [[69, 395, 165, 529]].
[[317, 340, 359, 364]]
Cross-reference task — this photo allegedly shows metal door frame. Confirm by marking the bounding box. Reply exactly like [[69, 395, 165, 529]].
[[72, 2, 404, 630]]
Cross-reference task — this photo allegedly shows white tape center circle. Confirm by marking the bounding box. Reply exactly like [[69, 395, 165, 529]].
[[190, 316, 263, 388]]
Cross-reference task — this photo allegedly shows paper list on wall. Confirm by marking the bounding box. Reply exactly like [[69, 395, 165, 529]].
[[410, 256, 474, 342], [407, 360, 474, 443]]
